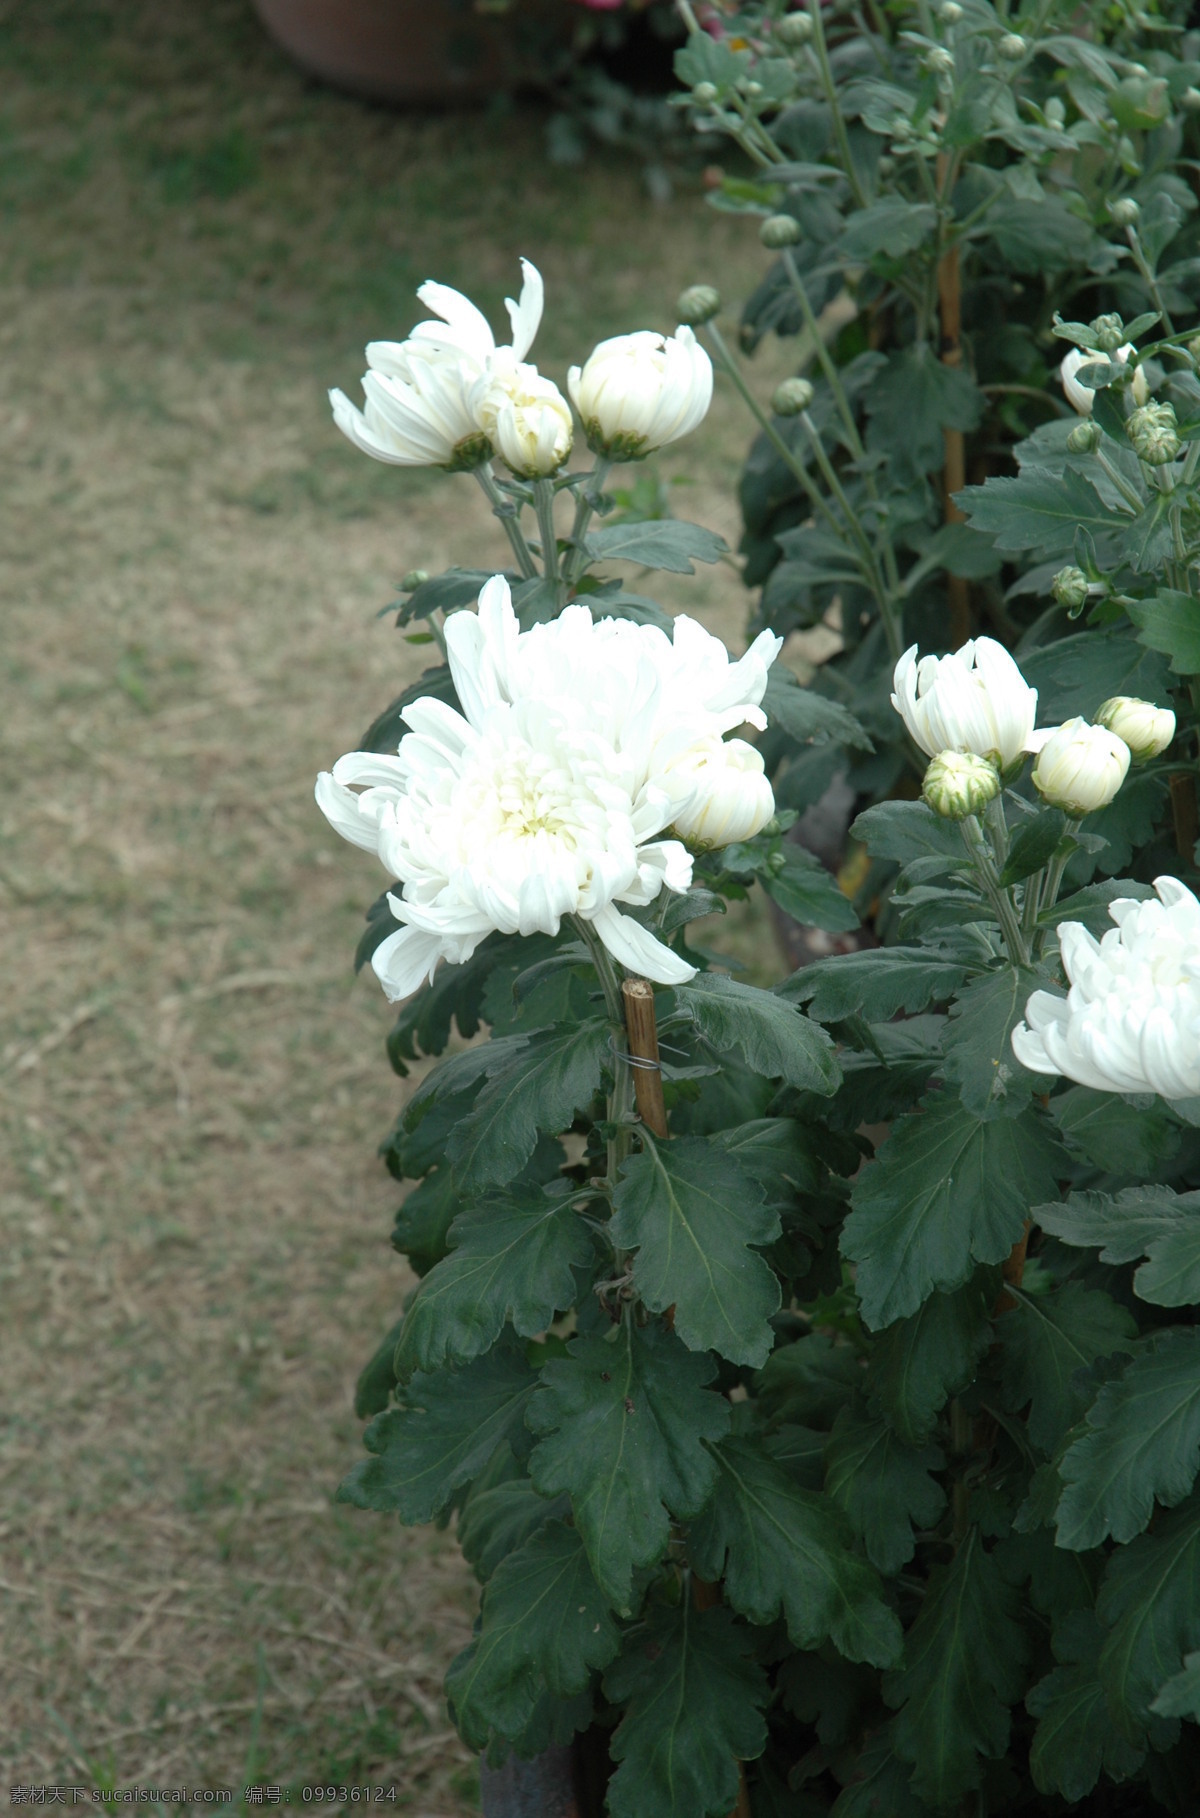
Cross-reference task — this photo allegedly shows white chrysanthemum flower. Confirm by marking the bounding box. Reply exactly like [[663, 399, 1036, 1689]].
[[568, 327, 713, 459], [329, 259, 544, 470], [474, 356, 574, 478], [891, 637, 1039, 770], [1060, 343, 1148, 415], [1031, 717, 1130, 815], [317, 577, 786, 1000], [1012, 877, 1200, 1101], [1094, 696, 1176, 761]]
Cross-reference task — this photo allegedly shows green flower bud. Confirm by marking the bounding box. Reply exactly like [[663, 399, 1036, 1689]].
[[761, 213, 802, 249], [401, 569, 430, 592], [1090, 312, 1126, 354], [1182, 87, 1200, 112], [1128, 400, 1181, 464], [997, 32, 1026, 60], [924, 45, 955, 77], [775, 12, 813, 45], [676, 284, 721, 326], [939, 1, 963, 20], [1066, 420, 1101, 454], [1044, 97, 1066, 128], [923, 750, 1002, 820], [1052, 566, 1090, 612], [742, 79, 764, 99], [692, 81, 719, 105], [772, 377, 815, 416], [1110, 196, 1141, 227], [877, 154, 895, 176]]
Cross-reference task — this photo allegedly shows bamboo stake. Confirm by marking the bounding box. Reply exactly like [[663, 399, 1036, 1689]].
[[1170, 771, 1199, 863], [620, 979, 669, 1139], [994, 1220, 1032, 1316]]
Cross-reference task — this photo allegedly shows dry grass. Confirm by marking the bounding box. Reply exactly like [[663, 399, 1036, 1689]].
[[0, 0, 796, 1800]]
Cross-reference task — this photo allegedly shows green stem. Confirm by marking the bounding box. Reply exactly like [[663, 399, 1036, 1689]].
[[807, 0, 869, 207], [1034, 818, 1082, 947], [572, 917, 634, 1186], [780, 247, 865, 459], [959, 816, 1029, 965], [475, 466, 539, 579], [533, 479, 561, 597], [1093, 448, 1145, 515], [1125, 227, 1177, 339], [561, 458, 612, 592]]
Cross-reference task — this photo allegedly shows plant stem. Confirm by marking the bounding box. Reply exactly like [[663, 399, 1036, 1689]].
[[572, 917, 635, 1185], [561, 457, 612, 592], [807, 0, 869, 207], [533, 479, 561, 597], [1093, 448, 1145, 515], [1032, 817, 1082, 946], [475, 465, 539, 579], [1125, 227, 1177, 339], [959, 817, 1029, 965]]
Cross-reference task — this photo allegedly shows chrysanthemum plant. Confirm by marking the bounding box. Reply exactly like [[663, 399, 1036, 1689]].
[[319, 126, 1200, 1818]]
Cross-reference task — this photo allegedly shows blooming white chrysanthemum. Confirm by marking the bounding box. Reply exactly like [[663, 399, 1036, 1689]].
[[328, 259, 544, 470], [568, 327, 713, 459], [1012, 877, 1200, 1101], [1060, 342, 1148, 415], [891, 638, 1039, 770], [316, 578, 784, 1000]]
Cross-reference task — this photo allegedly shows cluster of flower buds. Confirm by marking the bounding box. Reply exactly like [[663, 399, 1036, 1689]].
[[892, 638, 1174, 823], [330, 260, 713, 481]]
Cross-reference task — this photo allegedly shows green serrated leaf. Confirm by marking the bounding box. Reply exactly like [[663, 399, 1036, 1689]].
[[884, 1528, 1028, 1806], [384, 932, 512, 1070], [939, 967, 1043, 1117], [585, 519, 728, 574], [761, 667, 873, 751], [1151, 1649, 1200, 1721], [955, 464, 1128, 560], [612, 1135, 781, 1366], [830, 1724, 938, 1817], [998, 810, 1067, 887], [336, 1340, 537, 1523], [781, 946, 969, 1022], [1050, 1089, 1181, 1178], [1027, 1614, 1146, 1801], [843, 1098, 1063, 1329], [756, 1334, 863, 1430], [1127, 589, 1200, 674], [850, 800, 963, 866], [457, 1455, 569, 1583], [359, 662, 459, 754], [690, 1438, 902, 1667], [1000, 1284, 1138, 1452], [824, 1408, 945, 1574], [761, 845, 863, 933], [1055, 1330, 1200, 1549], [671, 972, 839, 1093], [1018, 628, 1173, 729], [866, 1275, 996, 1445], [604, 1602, 770, 1818], [448, 1021, 609, 1190], [393, 1189, 594, 1381], [446, 1522, 618, 1751], [711, 1118, 824, 1196], [527, 1322, 729, 1610], [1098, 1494, 1200, 1741], [354, 1315, 406, 1419]]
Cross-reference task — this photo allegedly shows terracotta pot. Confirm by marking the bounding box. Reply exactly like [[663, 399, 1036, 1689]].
[[251, 0, 536, 107]]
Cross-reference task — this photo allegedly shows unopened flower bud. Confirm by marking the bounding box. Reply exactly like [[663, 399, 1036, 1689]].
[[692, 81, 719, 105], [877, 154, 895, 176], [1032, 718, 1131, 815], [1129, 400, 1181, 464], [775, 12, 813, 45], [773, 376, 814, 416], [940, 1, 963, 20], [924, 45, 955, 76], [1090, 313, 1126, 354], [401, 569, 430, 592], [742, 79, 764, 99], [1044, 97, 1066, 128], [923, 750, 1002, 820], [677, 284, 721, 326], [761, 214, 802, 249], [1094, 696, 1176, 760], [1052, 566, 1090, 612], [997, 32, 1026, 59], [1111, 196, 1141, 227], [1182, 87, 1200, 112], [1067, 420, 1101, 453]]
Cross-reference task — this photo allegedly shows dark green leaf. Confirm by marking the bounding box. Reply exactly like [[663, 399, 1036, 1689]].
[[865, 346, 983, 483], [955, 465, 1128, 560], [824, 1407, 945, 1574], [760, 846, 862, 933], [671, 972, 839, 1093], [985, 195, 1097, 273], [448, 1020, 609, 1190], [761, 668, 873, 750], [1000, 1284, 1138, 1452], [998, 811, 1067, 887], [403, 567, 496, 623], [939, 966, 1043, 1117], [527, 1323, 729, 1610], [585, 519, 727, 574], [1038, 878, 1156, 933], [781, 947, 969, 1022], [1151, 1649, 1200, 1721], [393, 1189, 594, 1381], [458, 1456, 569, 1583], [1050, 1090, 1181, 1178], [711, 1118, 824, 1196], [1127, 589, 1200, 675], [390, 1165, 459, 1271], [840, 198, 937, 260], [611, 1136, 781, 1366], [756, 1334, 863, 1430], [830, 1725, 936, 1818], [884, 1528, 1028, 1806], [866, 1275, 996, 1445], [446, 1522, 620, 1749], [690, 1438, 902, 1666], [359, 662, 459, 754], [1027, 1613, 1146, 1801], [1056, 1330, 1200, 1549], [843, 1098, 1064, 1328], [336, 1340, 537, 1523], [1098, 1495, 1200, 1741], [1018, 628, 1173, 728], [604, 1602, 769, 1818], [354, 1315, 405, 1419], [386, 933, 513, 1070], [850, 800, 963, 866]]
